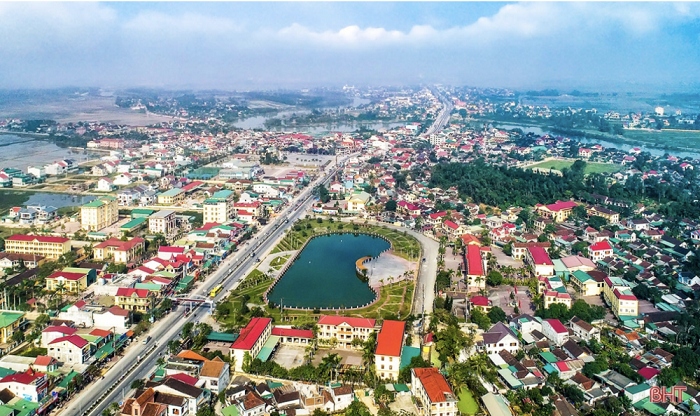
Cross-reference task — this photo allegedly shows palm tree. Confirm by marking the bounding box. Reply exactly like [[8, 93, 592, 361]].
[[320, 353, 341, 382]]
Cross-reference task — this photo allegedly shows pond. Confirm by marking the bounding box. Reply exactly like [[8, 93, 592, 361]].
[[266, 233, 390, 309], [0, 191, 95, 214]]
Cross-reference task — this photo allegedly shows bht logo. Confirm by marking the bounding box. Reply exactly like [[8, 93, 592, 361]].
[[649, 386, 686, 404]]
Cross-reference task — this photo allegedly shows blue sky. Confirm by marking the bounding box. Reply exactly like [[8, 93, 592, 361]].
[[0, 2, 699, 91]]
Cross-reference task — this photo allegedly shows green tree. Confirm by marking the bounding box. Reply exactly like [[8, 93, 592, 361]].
[[469, 309, 492, 331], [435, 324, 469, 364], [487, 306, 506, 324], [486, 270, 503, 286], [384, 199, 397, 212]]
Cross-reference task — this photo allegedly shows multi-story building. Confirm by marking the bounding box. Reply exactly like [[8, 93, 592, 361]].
[[603, 276, 639, 319], [586, 205, 620, 224], [81, 195, 118, 231], [94, 237, 145, 264], [589, 240, 613, 262], [157, 188, 184, 205], [534, 200, 578, 222], [149, 210, 177, 237], [4, 235, 71, 259], [480, 322, 520, 355], [230, 317, 272, 372], [0, 312, 25, 345], [45, 267, 96, 293], [374, 320, 405, 381], [47, 335, 90, 364], [411, 368, 458, 416], [526, 246, 554, 277], [0, 369, 48, 402], [316, 316, 377, 349], [203, 190, 235, 224], [542, 319, 569, 346], [115, 288, 156, 313], [463, 245, 486, 292]]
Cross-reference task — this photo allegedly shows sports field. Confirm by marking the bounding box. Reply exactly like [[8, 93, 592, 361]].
[[527, 160, 622, 175]]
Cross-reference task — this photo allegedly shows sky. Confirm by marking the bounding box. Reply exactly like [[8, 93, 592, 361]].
[[1, 2, 700, 92]]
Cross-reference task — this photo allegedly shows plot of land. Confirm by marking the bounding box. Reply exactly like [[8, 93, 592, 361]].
[[527, 159, 622, 174]]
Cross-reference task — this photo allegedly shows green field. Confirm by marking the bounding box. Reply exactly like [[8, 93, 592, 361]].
[[620, 128, 700, 151], [528, 160, 622, 175], [458, 388, 480, 415]]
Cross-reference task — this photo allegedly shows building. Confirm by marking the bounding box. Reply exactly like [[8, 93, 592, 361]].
[[203, 190, 235, 224], [81, 195, 118, 231], [535, 200, 578, 222], [199, 357, 230, 394], [47, 335, 90, 364], [464, 245, 486, 292], [569, 317, 601, 342], [603, 276, 639, 320], [230, 317, 272, 372], [569, 270, 604, 297], [0, 369, 48, 402], [4, 235, 71, 259], [526, 246, 554, 277], [157, 188, 184, 205], [94, 237, 145, 264], [149, 210, 177, 237], [374, 320, 405, 381], [586, 206, 620, 224], [115, 288, 156, 313], [346, 191, 371, 213], [45, 267, 96, 293], [316, 315, 377, 349], [0, 312, 25, 345], [589, 240, 613, 262], [411, 367, 458, 416], [544, 290, 572, 309], [511, 242, 550, 260], [542, 319, 569, 346], [480, 322, 520, 355]]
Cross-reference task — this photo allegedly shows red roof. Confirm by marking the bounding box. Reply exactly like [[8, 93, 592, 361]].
[[49, 335, 88, 348], [95, 237, 145, 251], [589, 240, 612, 252], [528, 246, 553, 265], [469, 296, 490, 307], [116, 288, 150, 298], [89, 328, 112, 337], [47, 271, 85, 281], [33, 356, 55, 366], [465, 245, 484, 276], [317, 315, 376, 328], [0, 370, 45, 385], [43, 326, 77, 335], [545, 200, 578, 212], [159, 246, 185, 253], [271, 327, 314, 339], [412, 368, 454, 403], [428, 211, 447, 220], [231, 317, 271, 350], [638, 366, 660, 380], [544, 319, 568, 334], [444, 220, 459, 230], [555, 361, 570, 371], [613, 288, 638, 301], [6, 234, 69, 243], [107, 305, 129, 316], [168, 373, 199, 386], [375, 320, 405, 357]]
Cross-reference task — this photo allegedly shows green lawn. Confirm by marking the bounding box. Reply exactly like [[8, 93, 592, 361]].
[[527, 160, 622, 175], [458, 388, 480, 415]]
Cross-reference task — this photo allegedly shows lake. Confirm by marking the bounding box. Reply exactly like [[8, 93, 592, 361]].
[[0, 134, 100, 171], [267, 233, 390, 309], [0, 190, 95, 214]]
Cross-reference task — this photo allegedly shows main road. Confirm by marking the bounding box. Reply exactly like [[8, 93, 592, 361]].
[[62, 155, 352, 416], [424, 87, 453, 136]]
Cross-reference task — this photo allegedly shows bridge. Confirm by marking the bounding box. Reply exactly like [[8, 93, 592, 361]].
[[169, 294, 215, 310]]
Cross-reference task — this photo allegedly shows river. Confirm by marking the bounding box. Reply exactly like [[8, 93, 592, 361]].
[[0, 134, 101, 171]]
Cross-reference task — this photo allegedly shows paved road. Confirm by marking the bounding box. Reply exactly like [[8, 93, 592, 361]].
[[61, 156, 353, 416], [424, 87, 454, 136]]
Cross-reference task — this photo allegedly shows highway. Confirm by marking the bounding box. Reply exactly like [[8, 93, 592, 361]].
[[61, 157, 348, 416], [424, 87, 454, 136]]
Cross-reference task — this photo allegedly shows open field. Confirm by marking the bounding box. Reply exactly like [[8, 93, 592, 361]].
[[621, 128, 700, 151], [527, 159, 623, 175]]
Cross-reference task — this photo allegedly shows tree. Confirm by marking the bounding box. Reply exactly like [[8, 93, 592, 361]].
[[130, 378, 145, 390], [384, 199, 397, 212], [657, 367, 682, 388], [486, 270, 504, 286], [195, 405, 216, 416], [469, 309, 492, 331], [398, 355, 432, 383], [182, 322, 194, 340], [487, 306, 506, 324], [435, 324, 469, 364]]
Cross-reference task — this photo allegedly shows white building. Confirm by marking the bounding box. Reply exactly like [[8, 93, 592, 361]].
[[411, 368, 458, 416]]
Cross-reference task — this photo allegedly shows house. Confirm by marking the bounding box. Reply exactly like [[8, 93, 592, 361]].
[[346, 191, 371, 213], [569, 317, 600, 342], [199, 357, 229, 394], [230, 317, 272, 372], [150, 378, 207, 416], [468, 296, 492, 313], [203, 190, 235, 224], [96, 177, 115, 192], [526, 246, 554, 277], [374, 320, 405, 381], [47, 335, 90, 364], [119, 388, 169, 416], [603, 276, 639, 320], [544, 290, 572, 309], [157, 188, 185, 205], [231, 390, 267, 416], [149, 210, 178, 238], [93, 306, 131, 333], [316, 315, 376, 349], [480, 322, 520, 355], [589, 240, 613, 262], [542, 319, 569, 346], [569, 270, 604, 297], [113, 173, 133, 186], [94, 237, 145, 264], [45, 267, 96, 293], [4, 235, 71, 259], [411, 367, 458, 416], [0, 369, 48, 402], [464, 245, 486, 292], [324, 385, 354, 413]]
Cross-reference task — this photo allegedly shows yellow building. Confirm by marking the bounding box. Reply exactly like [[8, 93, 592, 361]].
[[45, 267, 95, 293], [586, 205, 620, 224], [94, 237, 145, 264], [346, 191, 370, 213], [535, 200, 578, 223], [81, 195, 118, 231], [203, 190, 235, 224], [603, 276, 639, 319], [115, 288, 156, 313], [0, 311, 26, 345], [157, 188, 185, 205], [4, 235, 71, 259]]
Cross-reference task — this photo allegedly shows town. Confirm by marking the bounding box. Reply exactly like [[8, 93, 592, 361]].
[[0, 84, 698, 416]]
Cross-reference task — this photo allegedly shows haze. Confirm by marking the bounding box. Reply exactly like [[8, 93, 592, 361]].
[[1, 2, 699, 91]]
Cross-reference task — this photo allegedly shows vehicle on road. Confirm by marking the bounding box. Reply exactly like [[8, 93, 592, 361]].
[[209, 284, 223, 298], [142, 335, 151, 345]]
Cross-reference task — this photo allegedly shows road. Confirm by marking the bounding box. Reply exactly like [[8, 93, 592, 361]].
[[424, 87, 454, 136], [62, 156, 351, 416]]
